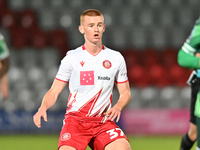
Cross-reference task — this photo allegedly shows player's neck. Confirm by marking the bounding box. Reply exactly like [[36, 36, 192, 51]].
[[84, 42, 103, 56]]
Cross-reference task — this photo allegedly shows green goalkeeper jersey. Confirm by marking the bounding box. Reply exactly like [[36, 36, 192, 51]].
[[178, 16, 200, 117], [177, 16, 200, 69], [0, 33, 9, 60]]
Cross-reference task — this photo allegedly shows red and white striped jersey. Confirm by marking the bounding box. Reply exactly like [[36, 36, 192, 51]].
[[55, 45, 128, 118]]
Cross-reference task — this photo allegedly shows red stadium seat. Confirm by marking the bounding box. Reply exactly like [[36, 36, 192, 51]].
[[0, 0, 7, 9], [30, 28, 48, 49], [161, 48, 178, 67], [142, 48, 161, 66], [168, 64, 192, 87], [0, 9, 19, 30], [10, 27, 28, 49], [49, 29, 69, 57], [50, 29, 68, 48], [128, 64, 150, 87], [20, 9, 37, 29], [121, 49, 139, 68], [148, 64, 170, 87]]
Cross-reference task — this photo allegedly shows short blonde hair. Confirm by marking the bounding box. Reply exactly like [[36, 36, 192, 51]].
[[80, 9, 104, 25]]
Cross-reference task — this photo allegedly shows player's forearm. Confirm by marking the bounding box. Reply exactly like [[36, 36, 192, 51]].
[[115, 90, 131, 111], [0, 58, 9, 78], [39, 90, 58, 111], [1, 73, 8, 85], [178, 49, 200, 69], [0, 74, 9, 99]]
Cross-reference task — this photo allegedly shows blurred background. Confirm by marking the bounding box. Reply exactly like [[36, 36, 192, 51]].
[[0, 0, 200, 137]]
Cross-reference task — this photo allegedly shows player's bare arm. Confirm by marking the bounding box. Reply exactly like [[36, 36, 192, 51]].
[[33, 79, 67, 128], [0, 57, 9, 100], [0, 74, 9, 100], [104, 81, 131, 122], [0, 57, 9, 78]]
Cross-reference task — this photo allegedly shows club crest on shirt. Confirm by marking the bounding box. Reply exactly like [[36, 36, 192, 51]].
[[103, 60, 111, 69], [61, 133, 71, 141]]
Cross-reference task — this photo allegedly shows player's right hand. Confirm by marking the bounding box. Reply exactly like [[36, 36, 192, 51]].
[[33, 107, 48, 128]]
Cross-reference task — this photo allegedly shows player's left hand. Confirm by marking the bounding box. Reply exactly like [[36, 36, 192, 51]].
[[104, 105, 121, 122]]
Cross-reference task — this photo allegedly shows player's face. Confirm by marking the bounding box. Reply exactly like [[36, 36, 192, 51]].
[[79, 16, 105, 44]]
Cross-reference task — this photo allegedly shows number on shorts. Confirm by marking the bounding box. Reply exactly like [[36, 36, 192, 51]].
[[106, 128, 124, 140]]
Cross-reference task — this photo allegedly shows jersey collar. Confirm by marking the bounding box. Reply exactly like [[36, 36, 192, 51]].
[[82, 45, 105, 50]]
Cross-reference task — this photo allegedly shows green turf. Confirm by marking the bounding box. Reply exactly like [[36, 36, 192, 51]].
[[0, 134, 197, 150]]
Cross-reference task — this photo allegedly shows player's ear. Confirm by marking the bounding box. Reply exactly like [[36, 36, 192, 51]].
[[103, 24, 106, 33], [79, 25, 85, 34]]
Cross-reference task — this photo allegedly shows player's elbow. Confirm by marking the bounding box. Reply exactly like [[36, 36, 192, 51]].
[[177, 58, 186, 67], [177, 51, 189, 68], [177, 51, 184, 66]]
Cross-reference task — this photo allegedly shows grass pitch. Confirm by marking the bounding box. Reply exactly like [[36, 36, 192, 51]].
[[0, 134, 197, 150]]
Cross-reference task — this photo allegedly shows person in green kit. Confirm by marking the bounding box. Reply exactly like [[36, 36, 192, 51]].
[[178, 16, 200, 150], [0, 33, 9, 100]]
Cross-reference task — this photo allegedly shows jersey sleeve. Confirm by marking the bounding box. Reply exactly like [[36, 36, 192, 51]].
[[115, 53, 128, 83], [177, 16, 200, 69], [178, 49, 200, 69], [181, 23, 200, 55], [0, 34, 9, 60], [55, 53, 72, 82]]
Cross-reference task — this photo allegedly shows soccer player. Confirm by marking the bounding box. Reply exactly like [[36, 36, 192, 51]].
[[177, 16, 200, 150], [33, 9, 132, 150], [0, 33, 9, 100]]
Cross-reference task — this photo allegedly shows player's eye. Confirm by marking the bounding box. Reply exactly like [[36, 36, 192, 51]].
[[98, 23, 103, 27], [89, 24, 93, 27]]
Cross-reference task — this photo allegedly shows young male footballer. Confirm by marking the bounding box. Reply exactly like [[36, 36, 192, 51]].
[[33, 9, 132, 150], [178, 16, 200, 150]]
